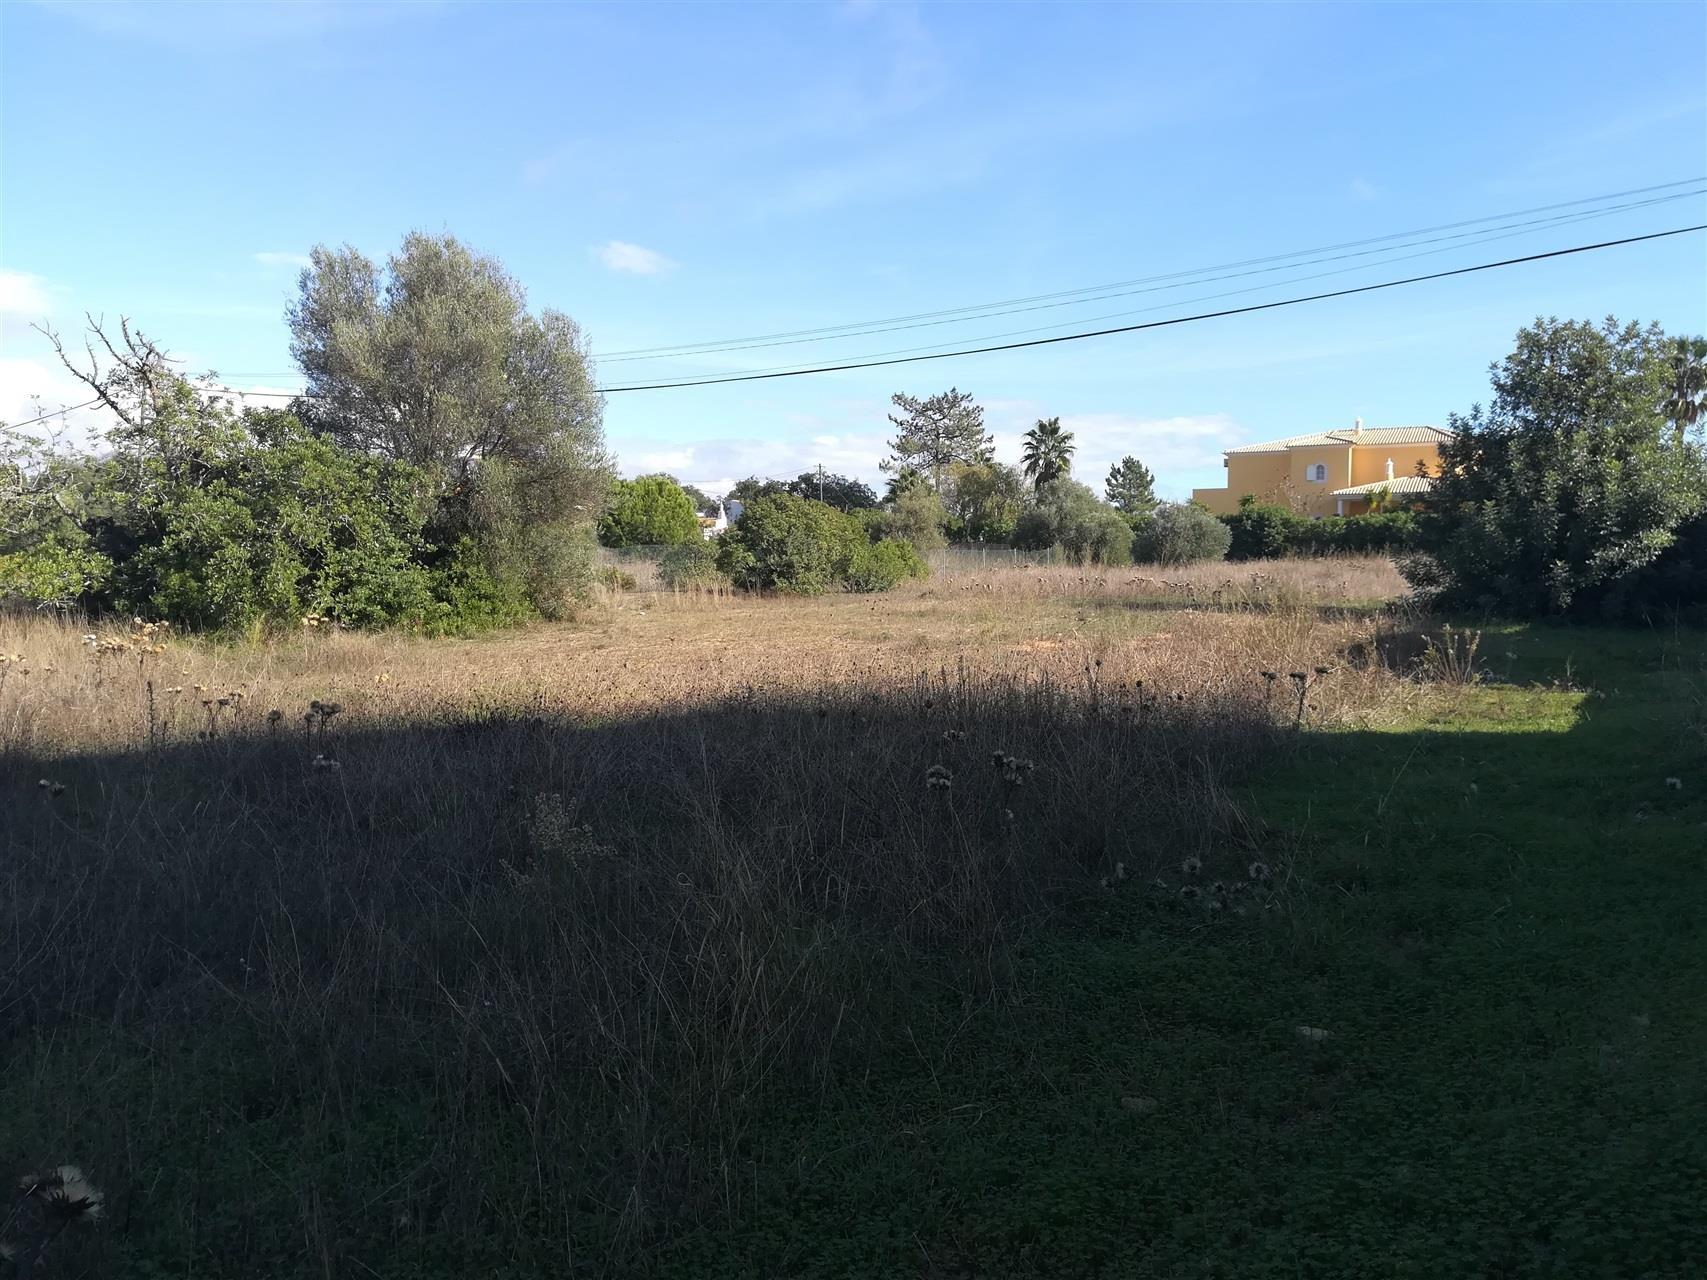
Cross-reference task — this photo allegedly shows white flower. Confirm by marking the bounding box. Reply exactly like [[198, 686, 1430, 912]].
[[1664, 777, 1682, 790], [1295, 1025, 1332, 1042]]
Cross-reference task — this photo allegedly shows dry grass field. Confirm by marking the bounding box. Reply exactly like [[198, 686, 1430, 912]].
[[12, 555, 1700, 1278], [4, 554, 1406, 752], [0, 557, 1411, 1276]]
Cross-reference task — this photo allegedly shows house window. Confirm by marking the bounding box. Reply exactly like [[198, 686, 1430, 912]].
[[1307, 463, 1327, 482]]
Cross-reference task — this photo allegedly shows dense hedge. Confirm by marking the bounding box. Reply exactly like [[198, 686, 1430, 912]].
[[1220, 500, 1418, 561]]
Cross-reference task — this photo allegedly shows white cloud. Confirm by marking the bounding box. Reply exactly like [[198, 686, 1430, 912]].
[[254, 251, 311, 268], [1349, 177, 1379, 201], [630, 448, 696, 473], [0, 269, 53, 318], [595, 241, 677, 276], [614, 429, 893, 494], [986, 406, 1246, 499]]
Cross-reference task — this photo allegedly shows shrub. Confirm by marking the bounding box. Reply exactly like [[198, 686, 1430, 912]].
[[845, 537, 929, 592], [425, 536, 535, 633], [1222, 499, 1309, 560], [715, 493, 865, 594], [657, 540, 727, 589], [1133, 503, 1231, 565], [716, 494, 926, 594], [95, 418, 440, 632], [0, 538, 113, 611], [1299, 510, 1418, 556]]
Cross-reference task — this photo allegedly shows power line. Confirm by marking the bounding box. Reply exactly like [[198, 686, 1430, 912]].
[[593, 178, 1707, 359], [602, 197, 1699, 385], [599, 188, 1704, 366], [44, 225, 1705, 407], [592, 226, 1705, 393], [5, 398, 103, 429], [195, 180, 1707, 383]]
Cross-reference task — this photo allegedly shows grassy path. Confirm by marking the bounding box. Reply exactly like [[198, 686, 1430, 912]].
[[674, 626, 1706, 1278]]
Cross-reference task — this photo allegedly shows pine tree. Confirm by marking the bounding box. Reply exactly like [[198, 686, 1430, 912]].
[[883, 389, 993, 492], [1104, 455, 1158, 515]]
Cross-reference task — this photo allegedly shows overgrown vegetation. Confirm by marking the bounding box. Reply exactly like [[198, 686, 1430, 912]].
[[713, 491, 927, 594], [3, 234, 614, 633], [1404, 318, 1706, 619]]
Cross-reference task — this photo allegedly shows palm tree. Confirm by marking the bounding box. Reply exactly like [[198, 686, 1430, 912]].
[[1020, 417, 1075, 490], [1662, 336, 1707, 448]]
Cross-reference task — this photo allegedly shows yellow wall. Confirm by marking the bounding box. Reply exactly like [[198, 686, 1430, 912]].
[[1191, 452, 1289, 514], [1195, 440, 1445, 518], [1349, 443, 1441, 486], [1286, 445, 1352, 516]]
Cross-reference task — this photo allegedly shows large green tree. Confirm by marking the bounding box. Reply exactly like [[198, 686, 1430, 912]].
[[783, 470, 878, 511], [942, 460, 1026, 543], [1011, 479, 1132, 565], [1404, 317, 1706, 617], [883, 389, 993, 491], [1104, 455, 1158, 516], [288, 233, 612, 611], [598, 475, 701, 547], [1020, 417, 1075, 490]]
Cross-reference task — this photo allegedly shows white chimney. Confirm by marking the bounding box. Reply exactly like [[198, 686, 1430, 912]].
[[1385, 457, 1395, 480], [1354, 416, 1364, 435]]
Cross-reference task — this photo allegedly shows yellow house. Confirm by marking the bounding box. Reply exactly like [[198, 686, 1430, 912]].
[[1191, 420, 1451, 518]]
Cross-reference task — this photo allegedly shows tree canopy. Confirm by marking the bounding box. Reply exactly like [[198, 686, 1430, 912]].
[[1403, 317, 1706, 617], [783, 470, 879, 511], [287, 232, 612, 615], [1105, 455, 1158, 516], [884, 389, 993, 491], [599, 475, 702, 547], [288, 231, 610, 520], [942, 461, 1026, 543], [1020, 417, 1075, 490]]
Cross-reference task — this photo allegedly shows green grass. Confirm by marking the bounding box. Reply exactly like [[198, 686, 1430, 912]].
[[656, 623, 1707, 1277], [6, 623, 1704, 1277]]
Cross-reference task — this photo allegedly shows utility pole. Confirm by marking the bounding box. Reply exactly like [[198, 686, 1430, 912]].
[[817, 463, 825, 503]]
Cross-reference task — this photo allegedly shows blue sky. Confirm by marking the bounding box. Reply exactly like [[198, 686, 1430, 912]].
[[3, 0, 1704, 498]]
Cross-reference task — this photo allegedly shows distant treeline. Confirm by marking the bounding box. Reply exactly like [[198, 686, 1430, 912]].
[[5, 226, 1702, 628]]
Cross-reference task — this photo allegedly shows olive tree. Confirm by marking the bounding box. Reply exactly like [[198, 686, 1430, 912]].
[[288, 233, 612, 612]]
